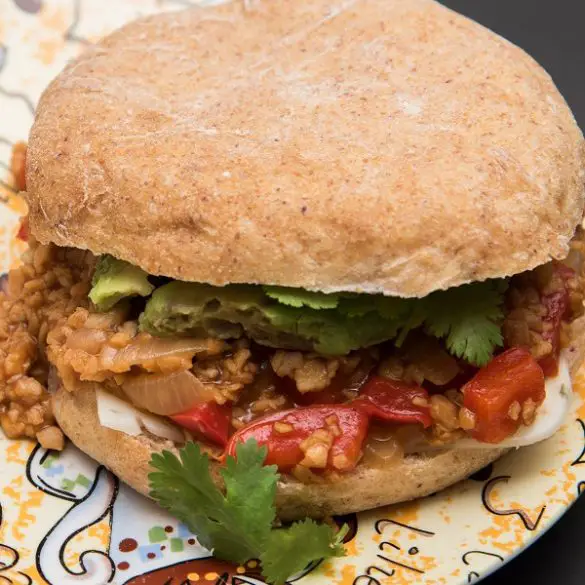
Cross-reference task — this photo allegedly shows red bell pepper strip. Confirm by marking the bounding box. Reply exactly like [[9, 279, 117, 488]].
[[170, 402, 232, 447], [352, 376, 432, 427], [225, 405, 369, 472], [462, 347, 545, 444]]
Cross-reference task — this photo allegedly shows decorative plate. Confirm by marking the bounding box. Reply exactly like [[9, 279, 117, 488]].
[[1, 2, 585, 584]]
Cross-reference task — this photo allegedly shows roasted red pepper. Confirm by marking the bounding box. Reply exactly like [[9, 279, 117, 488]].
[[352, 376, 432, 427], [225, 405, 369, 472], [170, 402, 232, 447], [462, 347, 545, 443]]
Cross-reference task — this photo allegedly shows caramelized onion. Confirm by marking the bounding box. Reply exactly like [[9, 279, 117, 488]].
[[99, 334, 221, 373], [123, 369, 217, 415], [403, 336, 460, 386], [66, 329, 109, 354], [393, 424, 430, 454]]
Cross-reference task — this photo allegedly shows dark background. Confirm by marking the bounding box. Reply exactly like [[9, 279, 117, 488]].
[[438, 1, 585, 584]]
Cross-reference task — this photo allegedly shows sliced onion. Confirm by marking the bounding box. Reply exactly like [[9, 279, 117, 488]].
[[96, 388, 184, 443], [361, 423, 404, 468], [66, 329, 109, 354], [123, 370, 217, 415], [96, 388, 142, 436], [140, 413, 185, 443], [99, 334, 219, 373]]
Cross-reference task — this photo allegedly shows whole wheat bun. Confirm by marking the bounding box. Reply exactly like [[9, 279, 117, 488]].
[[26, 0, 585, 298], [51, 324, 585, 522]]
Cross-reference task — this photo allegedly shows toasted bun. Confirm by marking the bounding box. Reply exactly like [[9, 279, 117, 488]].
[[52, 385, 504, 521], [26, 0, 584, 297]]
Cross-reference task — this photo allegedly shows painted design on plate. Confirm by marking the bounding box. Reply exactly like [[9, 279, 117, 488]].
[[0, 1, 584, 583]]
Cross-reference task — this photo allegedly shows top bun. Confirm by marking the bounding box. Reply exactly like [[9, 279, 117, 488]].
[[26, 0, 585, 298]]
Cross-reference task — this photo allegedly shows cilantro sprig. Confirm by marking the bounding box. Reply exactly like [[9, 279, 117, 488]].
[[268, 280, 507, 366], [422, 281, 506, 366], [149, 440, 346, 585]]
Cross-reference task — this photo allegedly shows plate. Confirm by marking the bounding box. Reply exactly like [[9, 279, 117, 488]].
[[1, 2, 585, 584]]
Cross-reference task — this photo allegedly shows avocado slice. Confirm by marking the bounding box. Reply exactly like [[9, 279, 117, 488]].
[[138, 281, 405, 355], [89, 255, 155, 312], [138, 281, 265, 340]]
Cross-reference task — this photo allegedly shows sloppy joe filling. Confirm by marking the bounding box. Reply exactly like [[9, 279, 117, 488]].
[[1, 146, 583, 474], [1, 232, 583, 475]]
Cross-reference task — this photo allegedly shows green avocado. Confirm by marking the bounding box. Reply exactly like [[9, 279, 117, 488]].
[[138, 282, 265, 340], [88, 255, 507, 364], [89, 255, 154, 312], [138, 281, 407, 355]]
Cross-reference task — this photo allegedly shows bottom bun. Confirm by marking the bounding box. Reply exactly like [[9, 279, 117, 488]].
[[53, 385, 505, 521]]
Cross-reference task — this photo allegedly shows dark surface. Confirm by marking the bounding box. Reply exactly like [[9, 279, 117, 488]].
[[441, 0, 585, 124], [438, 1, 585, 584], [481, 495, 585, 585]]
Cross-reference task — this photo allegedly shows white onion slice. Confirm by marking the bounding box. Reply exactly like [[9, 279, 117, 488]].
[[123, 370, 216, 415], [96, 388, 183, 443], [96, 389, 142, 436], [140, 414, 185, 443]]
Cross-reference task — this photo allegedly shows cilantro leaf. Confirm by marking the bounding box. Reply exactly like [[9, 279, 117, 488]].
[[423, 281, 506, 366], [260, 519, 347, 585], [395, 302, 427, 347], [263, 286, 340, 309], [149, 447, 238, 559], [337, 294, 412, 320], [219, 440, 278, 556], [149, 440, 345, 583], [149, 440, 272, 563], [262, 281, 506, 364]]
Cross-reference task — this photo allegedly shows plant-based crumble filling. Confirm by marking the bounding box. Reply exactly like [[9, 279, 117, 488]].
[[1, 230, 584, 473], [0, 240, 94, 447]]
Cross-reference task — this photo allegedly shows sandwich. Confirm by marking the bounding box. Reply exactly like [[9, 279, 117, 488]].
[[1, 0, 584, 579]]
